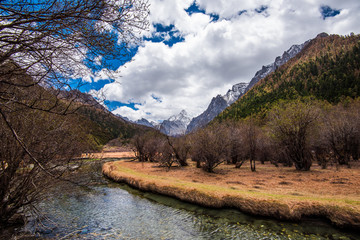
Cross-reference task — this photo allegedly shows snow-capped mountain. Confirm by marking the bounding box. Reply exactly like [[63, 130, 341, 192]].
[[135, 118, 157, 128], [117, 37, 314, 135], [186, 40, 310, 134], [186, 94, 229, 134], [186, 83, 247, 134], [223, 83, 248, 105], [246, 40, 309, 91], [160, 110, 191, 136], [115, 115, 160, 129]]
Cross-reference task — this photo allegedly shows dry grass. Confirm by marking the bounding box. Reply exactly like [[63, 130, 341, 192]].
[[102, 153, 360, 229], [81, 150, 135, 159]]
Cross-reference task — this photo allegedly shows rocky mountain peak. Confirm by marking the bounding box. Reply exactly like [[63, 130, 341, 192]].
[[168, 109, 189, 122], [57, 89, 106, 111], [246, 40, 310, 91], [135, 118, 154, 128], [186, 38, 311, 134], [223, 82, 248, 105], [160, 110, 191, 136], [316, 32, 329, 38]]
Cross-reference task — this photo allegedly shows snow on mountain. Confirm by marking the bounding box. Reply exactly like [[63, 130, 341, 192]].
[[135, 118, 156, 128], [223, 83, 248, 105], [246, 41, 309, 91], [160, 110, 191, 136], [116, 38, 312, 135], [124, 110, 190, 135], [186, 40, 310, 134], [186, 94, 229, 134], [186, 83, 247, 134], [114, 115, 159, 130]]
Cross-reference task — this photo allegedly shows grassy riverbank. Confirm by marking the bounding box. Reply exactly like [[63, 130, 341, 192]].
[[102, 159, 360, 230]]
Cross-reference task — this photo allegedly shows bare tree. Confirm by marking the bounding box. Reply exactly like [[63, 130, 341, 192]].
[[143, 132, 162, 162], [0, 0, 149, 82], [131, 131, 162, 162], [189, 144, 202, 168], [268, 100, 320, 171], [0, 0, 149, 115], [312, 141, 331, 169], [166, 136, 190, 166], [310, 119, 331, 169], [323, 100, 360, 166], [131, 133, 147, 162], [256, 128, 274, 165], [157, 139, 178, 170], [0, 0, 149, 228], [225, 120, 261, 171], [0, 104, 90, 227], [192, 124, 229, 173], [225, 122, 245, 166], [243, 119, 258, 172], [187, 133, 202, 168]]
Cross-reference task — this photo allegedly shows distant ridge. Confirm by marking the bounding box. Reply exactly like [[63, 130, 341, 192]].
[[186, 38, 310, 133], [217, 33, 360, 121], [160, 110, 191, 136]]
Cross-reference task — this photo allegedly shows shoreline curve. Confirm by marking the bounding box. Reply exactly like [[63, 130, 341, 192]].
[[102, 161, 360, 230]]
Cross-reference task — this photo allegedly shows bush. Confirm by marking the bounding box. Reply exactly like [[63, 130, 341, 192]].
[[192, 124, 229, 173], [267, 100, 321, 171], [323, 99, 360, 166], [131, 131, 163, 162], [167, 136, 190, 166]]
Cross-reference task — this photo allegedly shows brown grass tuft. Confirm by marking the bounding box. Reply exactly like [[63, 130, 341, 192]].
[[102, 154, 360, 229]]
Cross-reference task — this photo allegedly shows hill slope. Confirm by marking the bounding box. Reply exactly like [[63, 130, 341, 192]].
[[75, 105, 150, 148], [62, 90, 153, 148], [217, 33, 360, 121], [187, 39, 308, 133]]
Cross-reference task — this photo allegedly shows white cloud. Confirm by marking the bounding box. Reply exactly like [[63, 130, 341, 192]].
[[94, 0, 360, 122], [196, 0, 268, 18], [112, 106, 144, 121]]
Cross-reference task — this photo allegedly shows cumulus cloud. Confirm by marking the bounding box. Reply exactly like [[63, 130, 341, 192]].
[[93, 0, 360, 122]]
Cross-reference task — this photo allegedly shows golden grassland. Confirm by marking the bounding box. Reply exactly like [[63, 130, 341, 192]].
[[81, 148, 133, 159], [102, 153, 360, 229]]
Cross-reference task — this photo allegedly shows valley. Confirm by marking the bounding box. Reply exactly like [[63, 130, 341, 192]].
[[2, 1, 360, 238], [10, 157, 359, 239]]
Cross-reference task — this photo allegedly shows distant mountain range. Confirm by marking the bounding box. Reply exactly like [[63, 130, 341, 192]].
[[185, 38, 310, 133], [216, 32, 360, 121], [186, 83, 248, 134], [134, 118, 160, 129], [129, 38, 310, 135], [125, 33, 360, 136], [159, 110, 191, 136], [72, 93, 153, 147], [122, 110, 191, 136]]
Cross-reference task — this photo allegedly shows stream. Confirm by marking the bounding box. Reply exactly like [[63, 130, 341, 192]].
[[9, 160, 360, 239]]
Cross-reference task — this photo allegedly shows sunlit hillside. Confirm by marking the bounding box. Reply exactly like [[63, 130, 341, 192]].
[[217, 33, 360, 121]]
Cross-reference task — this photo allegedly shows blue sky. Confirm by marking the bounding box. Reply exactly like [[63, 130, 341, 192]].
[[86, 0, 360, 122]]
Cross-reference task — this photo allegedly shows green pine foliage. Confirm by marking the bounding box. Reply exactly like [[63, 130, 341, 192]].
[[216, 34, 360, 122]]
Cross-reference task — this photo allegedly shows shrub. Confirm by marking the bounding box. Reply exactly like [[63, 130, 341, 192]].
[[192, 124, 229, 173], [267, 100, 321, 171]]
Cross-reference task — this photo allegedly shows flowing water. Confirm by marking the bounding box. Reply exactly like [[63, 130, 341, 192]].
[[12, 161, 360, 239]]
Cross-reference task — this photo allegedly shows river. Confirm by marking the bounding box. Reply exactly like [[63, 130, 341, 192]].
[[11, 160, 360, 239]]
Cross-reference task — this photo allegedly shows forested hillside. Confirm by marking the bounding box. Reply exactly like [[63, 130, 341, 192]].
[[76, 105, 150, 148], [217, 34, 360, 121], [0, 63, 150, 152]]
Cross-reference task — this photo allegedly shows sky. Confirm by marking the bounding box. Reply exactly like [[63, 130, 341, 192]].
[[87, 0, 360, 123]]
